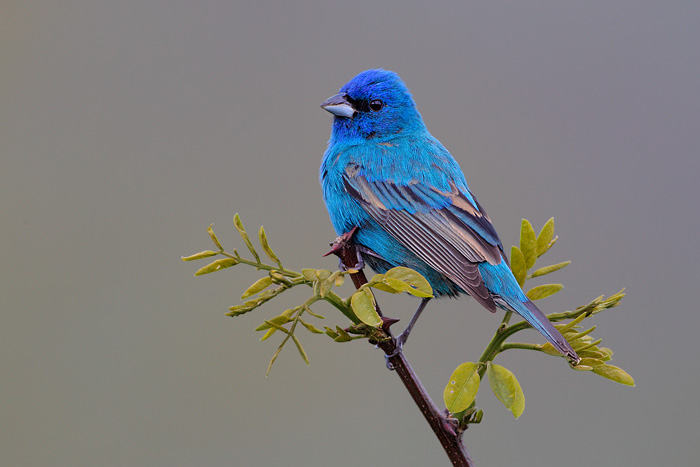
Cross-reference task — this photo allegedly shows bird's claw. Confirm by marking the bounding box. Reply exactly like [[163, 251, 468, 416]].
[[338, 255, 363, 273], [384, 334, 406, 370], [384, 350, 400, 370], [384, 354, 395, 370]]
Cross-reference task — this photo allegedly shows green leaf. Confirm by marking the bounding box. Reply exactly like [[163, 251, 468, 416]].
[[577, 358, 605, 367], [292, 335, 310, 365], [319, 279, 333, 298], [259, 320, 290, 342], [367, 274, 400, 294], [567, 335, 594, 347], [510, 246, 527, 287], [520, 219, 537, 269], [254, 313, 292, 331], [577, 349, 609, 361], [566, 326, 596, 344], [266, 344, 284, 376], [531, 261, 571, 278], [333, 326, 353, 342], [257, 289, 277, 300], [601, 290, 626, 308], [444, 362, 481, 414], [194, 258, 238, 276], [304, 306, 325, 320], [487, 363, 525, 418], [233, 213, 260, 263], [241, 276, 273, 299], [315, 269, 332, 281], [383, 266, 433, 298], [259, 328, 277, 341], [334, 274, 345, 287], [555, 313, 587, 334], [316, 271, 340, 298], [226, 300, 258, 316], [262, 319, 290, 334], [182, 250, 218, 261], [572, 339, 602, 352], [599, 347, 614, 361], [300, 319, 324, 334], [536, 217, 555, 257], [350, 289, 382, 326], [573, 295, 604, 316], [369, 273, 384, 283], [226, 308, 253, 317], [254, 310, 293, 331], [526, 283, 564, 300], [258, 226, 282, 267], [382, 277, 417, 294], [327, 270, 341, 284], [592, 364, 635, 386], [539, 343, 562, 356], [268, 271, 288, 285], [372, 283, 402, 293], [301, 269, 317, 281], [207, 224, 223, 251], [324, 326, 339, 339]]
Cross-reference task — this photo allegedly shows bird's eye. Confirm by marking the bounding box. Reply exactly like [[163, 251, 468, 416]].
[[369, 100, 384, 111]]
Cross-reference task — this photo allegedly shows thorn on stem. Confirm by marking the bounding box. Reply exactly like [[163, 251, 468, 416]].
[[441, 415, 458, 437], [381, 316, 400, 333]]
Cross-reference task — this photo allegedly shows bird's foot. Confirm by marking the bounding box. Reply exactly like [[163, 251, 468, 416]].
[[384, 333, 407, 370], [384, 349, 399, 370]]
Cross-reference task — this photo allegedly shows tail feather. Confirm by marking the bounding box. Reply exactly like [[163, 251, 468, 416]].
[[506, 297, 579, 362]]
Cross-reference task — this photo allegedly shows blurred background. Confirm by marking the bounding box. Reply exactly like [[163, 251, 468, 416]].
[[2, 1, 698, 465]]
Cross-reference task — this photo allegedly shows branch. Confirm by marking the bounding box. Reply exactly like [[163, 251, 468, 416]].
[[329, 235, 474, 467]]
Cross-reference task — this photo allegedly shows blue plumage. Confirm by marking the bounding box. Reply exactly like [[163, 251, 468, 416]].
[[320, 69, 577, 361]]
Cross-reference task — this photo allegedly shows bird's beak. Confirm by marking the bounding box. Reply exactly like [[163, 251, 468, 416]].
[[321, 93, 355, 118]]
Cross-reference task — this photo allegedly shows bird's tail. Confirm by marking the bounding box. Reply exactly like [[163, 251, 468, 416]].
[[505, 297, 579, 362]]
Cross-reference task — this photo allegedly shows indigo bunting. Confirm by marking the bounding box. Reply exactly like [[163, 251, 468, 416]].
[[320, 69, 578, 361]]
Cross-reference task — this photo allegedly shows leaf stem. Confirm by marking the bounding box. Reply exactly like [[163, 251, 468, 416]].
[[500, 342, 543, 352], [219, 250, 300, 278]]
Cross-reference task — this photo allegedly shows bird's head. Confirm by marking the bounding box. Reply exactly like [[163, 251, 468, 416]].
[[321, 69, 425, 143]]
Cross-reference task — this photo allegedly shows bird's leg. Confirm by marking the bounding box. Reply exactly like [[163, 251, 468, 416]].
[[385, 298, 431, 367], [398, 297, 431, 348], [334, 243, 365, 272]]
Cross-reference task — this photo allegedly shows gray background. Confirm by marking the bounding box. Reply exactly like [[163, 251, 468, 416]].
[[2, 1, 698, 466]]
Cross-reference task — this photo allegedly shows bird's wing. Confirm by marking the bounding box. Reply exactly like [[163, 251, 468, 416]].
[[344, 171, 504, 311]]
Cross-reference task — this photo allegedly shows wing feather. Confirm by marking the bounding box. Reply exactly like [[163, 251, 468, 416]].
[[344, 173, 504, 311]]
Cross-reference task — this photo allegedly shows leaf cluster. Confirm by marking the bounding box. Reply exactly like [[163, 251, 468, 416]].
[[442, 219, 633, 430], [183, 214, 436, 375], [184, 214, 633, 425]]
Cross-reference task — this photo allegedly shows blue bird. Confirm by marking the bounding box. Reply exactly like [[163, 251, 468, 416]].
[[320, 69, 578, 362]]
